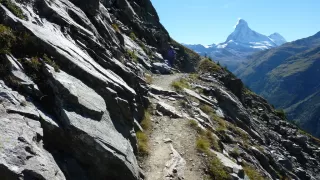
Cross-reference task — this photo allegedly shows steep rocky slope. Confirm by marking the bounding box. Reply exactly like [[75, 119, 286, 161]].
[[0, 0, 200, 179], [235, 32, 320, 137], [0, 0, 320, 180]]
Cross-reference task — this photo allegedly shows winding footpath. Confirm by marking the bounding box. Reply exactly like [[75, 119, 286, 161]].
[[142, 74, 204, 180]]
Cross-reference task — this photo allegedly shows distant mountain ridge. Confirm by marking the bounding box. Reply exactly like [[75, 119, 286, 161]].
[[184, 19, 286, 71], [235, 31, 320, 137]]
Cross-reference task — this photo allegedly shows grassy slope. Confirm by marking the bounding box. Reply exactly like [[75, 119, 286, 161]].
[[235, 32, 320, 136]]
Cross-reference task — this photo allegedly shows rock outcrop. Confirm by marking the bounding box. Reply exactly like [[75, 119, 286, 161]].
[[0, 0, 197, 179]]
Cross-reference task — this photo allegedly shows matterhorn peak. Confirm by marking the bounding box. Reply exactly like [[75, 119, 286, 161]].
[[224, 19, 277, 48], [234, 19, 249, 29]]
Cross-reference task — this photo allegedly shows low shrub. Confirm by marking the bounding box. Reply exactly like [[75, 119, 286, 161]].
[[0, 0, 26, 19], [188, 119, 198, 128], [200, 104, 215, 115], [206, 131, 221, 151], [212, 114, 227, 130], [209, 155, 230, 180], [189, 73, 199, 80], [171, 78, 190, 91], [43, 54, 60, 72], [198, 58, 221, 73], [129, 32, 137, 41], [0, 24, 16, 54], [275, 109, 286, 120], [28, 57, 41, 71], [126, 49, 138, 63], [140, 111, 151, 130], [136, 131, 149, 156], [243, 165, 264, 180], [196, 137, 210, 153], [112, 23, 120, 32]]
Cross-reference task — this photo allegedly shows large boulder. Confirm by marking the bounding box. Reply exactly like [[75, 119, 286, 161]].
[[152, 62, 173, 74]]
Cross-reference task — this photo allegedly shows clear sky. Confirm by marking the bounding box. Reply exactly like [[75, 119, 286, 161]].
[[150, 0, 320, 45]]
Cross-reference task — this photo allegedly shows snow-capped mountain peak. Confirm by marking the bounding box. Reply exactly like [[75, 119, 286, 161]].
[[225, 19, 275, 48], [183, 19, 286, 70], [234, 19, 249, 30], [268, 33, 287, 46]]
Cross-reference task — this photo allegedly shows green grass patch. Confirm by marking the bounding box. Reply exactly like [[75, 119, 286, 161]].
[[189, 73, 199, 80], [243, 165, 264, 180], [136, 131, 149, 156], [206, 131, 221, 152], [208, 155, 230, 180], [190, 119, 229, 179], [198, 58, 221, 73], [212, 114, 227, 130], [196, 137, 210, 153], [136, 110, 152, 157], [171, 78, 190, 91], [188, 119, 198, 128], [0, 0, 26, 19], [200, 104, 215, 115]]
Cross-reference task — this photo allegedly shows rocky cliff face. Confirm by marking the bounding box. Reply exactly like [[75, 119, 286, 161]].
[[0, 0, 200, 179]]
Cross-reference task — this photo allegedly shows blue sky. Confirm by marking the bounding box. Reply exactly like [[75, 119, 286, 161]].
[[150, 0, 320, 45]]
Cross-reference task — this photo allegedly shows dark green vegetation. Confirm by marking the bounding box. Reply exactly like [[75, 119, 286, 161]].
[[0, 0, 26, 19], [235, 31, 320, 137], [0, 23, 60, 112], [275, 109, 287, 120], [0, 24, 15, 54]]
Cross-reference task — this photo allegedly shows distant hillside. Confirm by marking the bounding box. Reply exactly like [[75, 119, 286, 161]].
[[235, 31, 320, 136]]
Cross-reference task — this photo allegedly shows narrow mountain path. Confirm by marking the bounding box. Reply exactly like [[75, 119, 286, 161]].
[[142, 73, 204, 180]]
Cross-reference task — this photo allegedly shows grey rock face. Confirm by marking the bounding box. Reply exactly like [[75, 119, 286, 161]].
[[0, 81, 66, 180], [156, 101, 182, 118], [152, 62, 173, 74], [0, 0, 167, 179]]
